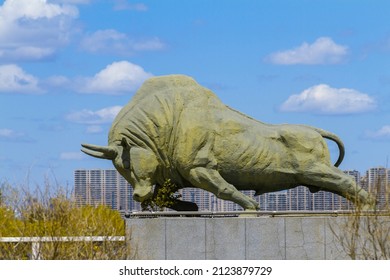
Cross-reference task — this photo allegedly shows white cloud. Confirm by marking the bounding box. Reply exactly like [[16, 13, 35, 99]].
[[0, 0, 77, 20], [1, 46, 56, 61], [0, 0, 79, 61], [66, 106, 122, 124], [365, 125, 390, 140], [0, 64, 43, 93], [60, 152, 85, 160], [80, 29, 164, 55], [280, 84, 377, 114], [78, 61, 153, 94], [267, 37, 348, 65]]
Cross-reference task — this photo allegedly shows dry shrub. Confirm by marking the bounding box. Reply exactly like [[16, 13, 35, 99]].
[[0, 180, 130, 260], [330, 174, 390, 259]]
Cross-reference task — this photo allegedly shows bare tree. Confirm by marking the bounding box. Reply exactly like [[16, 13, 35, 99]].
[[330, 173, 390, 259]]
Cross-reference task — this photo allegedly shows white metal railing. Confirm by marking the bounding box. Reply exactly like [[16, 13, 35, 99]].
[[0, 236, 125, 260], [125, 210, 390, 218]]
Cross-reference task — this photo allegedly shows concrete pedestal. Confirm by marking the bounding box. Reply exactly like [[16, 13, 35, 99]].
[[126, 215, 355, 260]]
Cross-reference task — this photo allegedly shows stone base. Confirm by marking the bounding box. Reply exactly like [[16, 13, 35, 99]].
[[126, 216, 352, 260]]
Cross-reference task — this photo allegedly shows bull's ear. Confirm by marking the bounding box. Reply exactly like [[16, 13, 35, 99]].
[[121, 137, 131, 169], [121, 137, 130, 150]]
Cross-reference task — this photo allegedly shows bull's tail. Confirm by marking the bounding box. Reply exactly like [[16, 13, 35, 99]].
[[297, 125, 345, 167], [313, 128, 345, 167]]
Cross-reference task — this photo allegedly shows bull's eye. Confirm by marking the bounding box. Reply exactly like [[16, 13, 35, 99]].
[[123, 160, 130, 169]]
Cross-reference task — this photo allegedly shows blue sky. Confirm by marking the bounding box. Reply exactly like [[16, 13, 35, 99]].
[[0, 0, 389, 188]]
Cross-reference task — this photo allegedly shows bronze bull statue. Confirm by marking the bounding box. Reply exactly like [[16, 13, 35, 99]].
[[81, 75, 372, 210]]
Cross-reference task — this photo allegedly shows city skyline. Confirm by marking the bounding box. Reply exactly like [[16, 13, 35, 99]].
[[1, 1, 389, 187], [74, 166, 389, 213]]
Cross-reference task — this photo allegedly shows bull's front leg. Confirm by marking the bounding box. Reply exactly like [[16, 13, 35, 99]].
[[187, 167, 259, 210]]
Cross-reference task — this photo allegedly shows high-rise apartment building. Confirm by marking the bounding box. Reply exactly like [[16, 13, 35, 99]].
[[178, 188, 257, 211], [366, 167, 389, 189], [179, 188, 211, 211], [365, 167, 389, 208], [74, 169, 141, 212]]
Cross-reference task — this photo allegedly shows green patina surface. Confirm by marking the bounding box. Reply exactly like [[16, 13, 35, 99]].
[[82, 75, 373, 210]]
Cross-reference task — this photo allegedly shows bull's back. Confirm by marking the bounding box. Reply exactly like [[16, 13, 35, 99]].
[[212, 119, 330, 189]]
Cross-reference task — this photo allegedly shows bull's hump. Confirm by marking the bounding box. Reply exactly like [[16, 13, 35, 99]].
[[133, 75, 218, 101], [110, 75, 198, 131], [135, 75, 196, 97], [109, 75, 221, 145], [147, 74, 197, 86]]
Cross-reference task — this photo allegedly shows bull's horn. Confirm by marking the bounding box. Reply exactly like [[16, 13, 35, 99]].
[[81, 143, 117, 160]]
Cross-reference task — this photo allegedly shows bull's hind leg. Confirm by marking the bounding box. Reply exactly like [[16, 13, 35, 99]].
[[187, 167, 259, 210], [301, 165, 374, 209]]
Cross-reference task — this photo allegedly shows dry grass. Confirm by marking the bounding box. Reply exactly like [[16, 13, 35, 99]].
[[330, 175, 390, 259], [0, 180, 131, 260]]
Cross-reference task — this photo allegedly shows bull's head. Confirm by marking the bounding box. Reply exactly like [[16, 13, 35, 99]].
[[81, 138, 155, 202]]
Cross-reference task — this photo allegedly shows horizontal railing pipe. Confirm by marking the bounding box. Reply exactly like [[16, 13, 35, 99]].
[[0, 236, 125, 260], [0, 236, 125, 243], [125, 210, 390, 218]]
